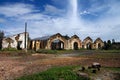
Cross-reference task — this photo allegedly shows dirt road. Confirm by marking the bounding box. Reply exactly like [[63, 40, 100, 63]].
[[0, 51, 120, 80]]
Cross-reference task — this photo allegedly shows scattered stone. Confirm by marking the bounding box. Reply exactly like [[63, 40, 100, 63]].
[[88, 66, 92, 69], [97, 67, 100, 71], [92, 69, 96, 73], [79, 66, 85, 71], [92, 62, 101, 68], [81, 66, 85, 71], [78, 66, 85, 71], [112, 73, 120, 80], [76, 72, 88, 78], [96, 78, 102, 80]]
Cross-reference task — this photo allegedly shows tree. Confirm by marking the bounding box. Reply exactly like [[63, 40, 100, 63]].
[[103, 40, 112, 50], [112, 39, 115, 44], [0, 31, 4, 49], [107, 40, 112, 49], [103, 41, 107, 50]]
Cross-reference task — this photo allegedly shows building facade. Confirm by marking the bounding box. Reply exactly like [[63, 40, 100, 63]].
[[1, 32, 104, 50], [2, 32, 29, 50], [31, 33, 104, 50]]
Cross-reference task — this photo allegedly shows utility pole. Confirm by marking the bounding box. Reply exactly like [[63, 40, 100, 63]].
[[25, 22, 27, 52]]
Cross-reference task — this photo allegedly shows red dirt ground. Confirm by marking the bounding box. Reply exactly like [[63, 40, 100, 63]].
[[0, 52, 120, 80]]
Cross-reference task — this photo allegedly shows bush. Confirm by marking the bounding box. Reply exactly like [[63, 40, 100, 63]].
[[2, 48, 18, 51], [27, 50, 36, 54], [16, 66, 90, 80], [0, 48, 30, 56], [36, 49, 57, 54]]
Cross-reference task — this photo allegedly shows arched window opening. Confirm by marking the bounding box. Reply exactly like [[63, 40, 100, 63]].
[[86, 43, 92, 49], [74, 42, 78, 50], [51, 39, 64, 50]]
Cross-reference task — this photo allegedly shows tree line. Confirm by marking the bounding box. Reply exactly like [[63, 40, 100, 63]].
[[103, 39, 120, 50]]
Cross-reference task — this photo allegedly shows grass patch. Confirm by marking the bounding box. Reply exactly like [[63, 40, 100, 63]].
[[75, 50, 120, 59], [36, 49, 76, 54], [0, 48, 35, 56], [2, 48, 18, 51], [16, 66, 120, 80], [0, 50, 27, 56], [36, 49, 58, 54], [57, 49, 75, 54], [103, 67, 120, 72], [95, 50, 120, 53], [16, 66, 90, 80]]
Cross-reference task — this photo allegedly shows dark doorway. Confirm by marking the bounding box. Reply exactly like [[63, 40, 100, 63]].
[[86, 43, 92, 49], [17, 41, 22, 50], [51, 39, 64, 50], [40, 40, 47, 49], [29, 41, 33, 49], [74, 42, 78, 50], [82, 45, 84, 49], [98, 43, 101, 49]]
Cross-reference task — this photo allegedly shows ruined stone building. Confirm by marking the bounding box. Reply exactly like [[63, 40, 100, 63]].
[[1, 32, 104, 50], [30, 33, 104, 50], [82, 37, 104, 49], [2, 32, 29, 50]]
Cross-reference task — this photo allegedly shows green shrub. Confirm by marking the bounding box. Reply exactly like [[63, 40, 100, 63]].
[[16, 66, 90, 80], [2, 48, 17, 51], [0, 48, 30, 56], [104, 67, 120, 72], [27, 50, 36, 54], [36, 49, 57, 54]]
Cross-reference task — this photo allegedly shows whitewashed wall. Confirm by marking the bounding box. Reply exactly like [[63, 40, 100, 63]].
[[2, 32, 29, 49]]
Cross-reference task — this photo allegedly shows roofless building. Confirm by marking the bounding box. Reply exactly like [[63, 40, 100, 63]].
[[30, 33, 104, 50]]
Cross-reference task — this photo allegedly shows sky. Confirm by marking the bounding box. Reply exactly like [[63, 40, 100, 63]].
[[0, 0, 120, 41]]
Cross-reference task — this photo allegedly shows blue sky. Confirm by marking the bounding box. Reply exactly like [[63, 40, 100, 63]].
[[0, 0, 120, 41]]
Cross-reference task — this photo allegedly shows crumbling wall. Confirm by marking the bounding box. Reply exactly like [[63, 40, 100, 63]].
[[2, 32, 29, 49]]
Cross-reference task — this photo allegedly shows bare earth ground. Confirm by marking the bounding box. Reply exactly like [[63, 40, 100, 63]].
[[0, 51, 120, 80]]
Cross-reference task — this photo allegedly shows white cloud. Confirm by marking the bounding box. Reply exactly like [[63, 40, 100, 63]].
[[80, 10, 90, 15], [0, 18, 6, 23], [44, 4, 65, 16], [0, 3, 35, 17], [1, 1, 120, 42], [78, 0, 120, 41], [18, 13, 49, 21]]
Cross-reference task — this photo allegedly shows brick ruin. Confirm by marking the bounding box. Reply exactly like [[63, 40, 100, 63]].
[[1, 32, 104, 50], [30, 33, 104, 50], [2, 32, 29, 50]]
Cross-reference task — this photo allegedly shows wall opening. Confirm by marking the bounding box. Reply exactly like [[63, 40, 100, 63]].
[[40, 40, 47, 49], [17, 41, 22, 50], [74, 42, 78, 50], [51, 39, 64, 50], [98, 43, 101, 49], [86, 43, 92, 49]]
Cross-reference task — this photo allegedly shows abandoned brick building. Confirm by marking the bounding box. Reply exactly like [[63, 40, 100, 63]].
[[30, 33, 104, 50], [1, 32, 104, 50]]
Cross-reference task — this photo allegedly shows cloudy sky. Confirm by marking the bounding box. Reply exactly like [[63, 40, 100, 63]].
[[0, 0, 120, 41]]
